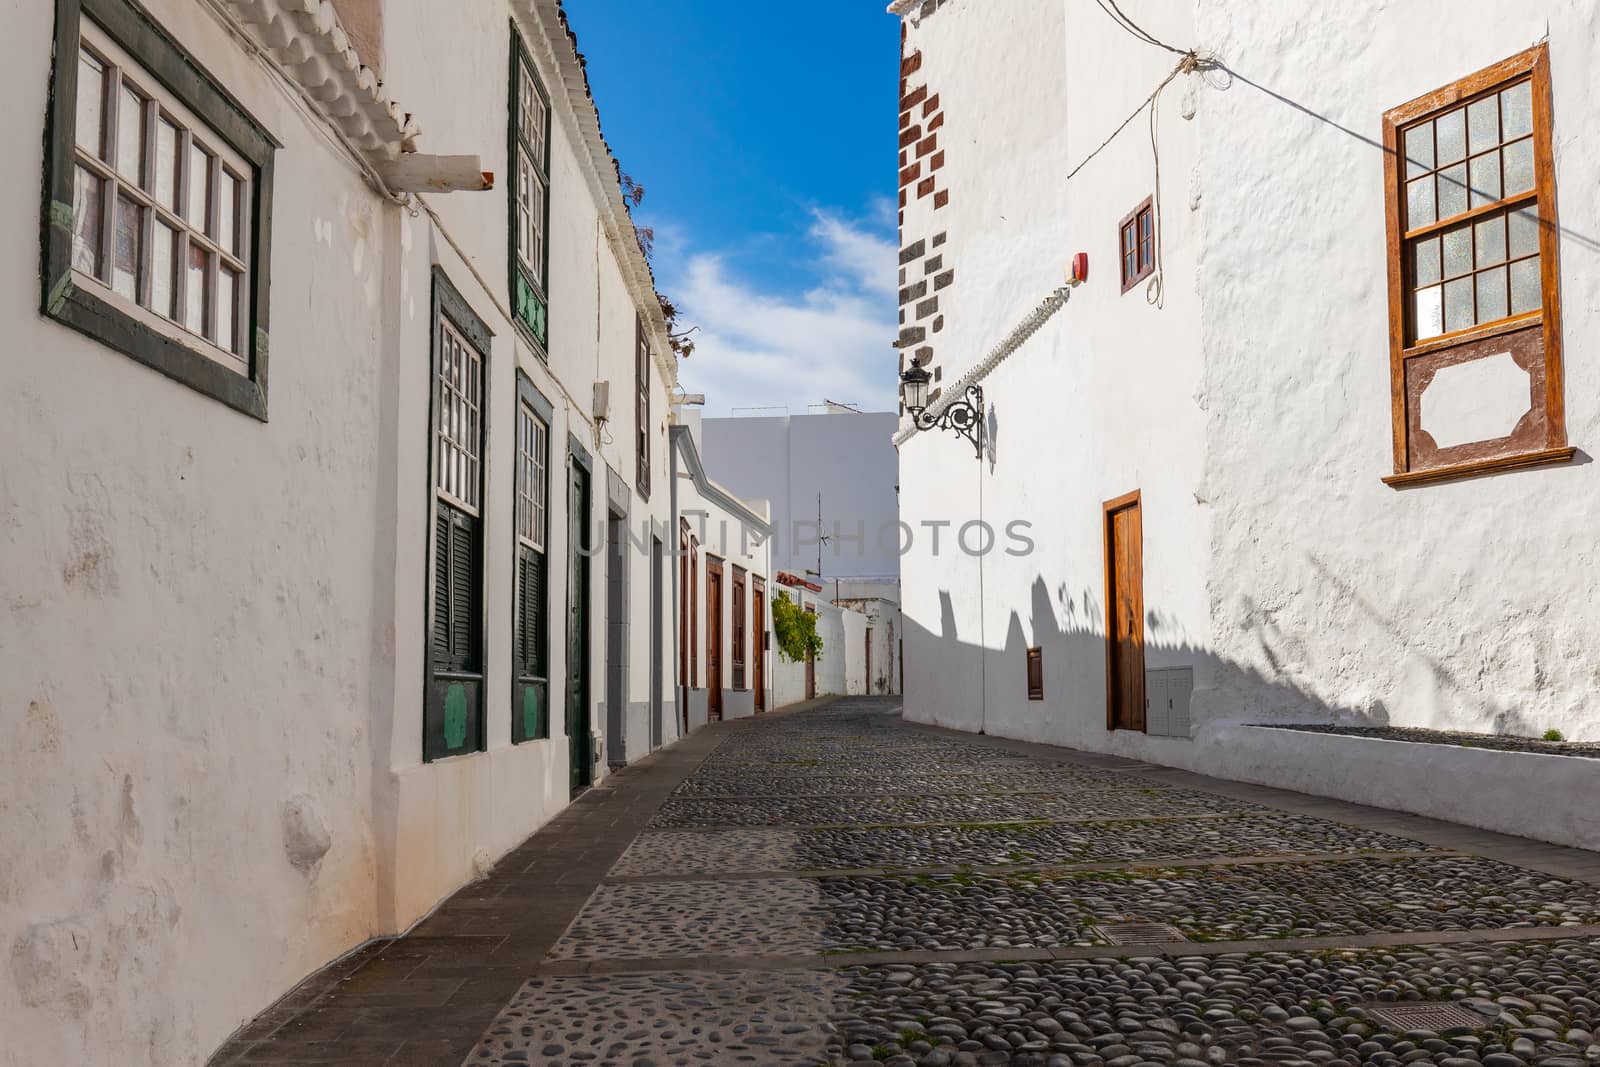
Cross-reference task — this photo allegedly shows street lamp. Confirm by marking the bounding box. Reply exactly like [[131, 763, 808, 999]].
[[900, 364, 983, 458]]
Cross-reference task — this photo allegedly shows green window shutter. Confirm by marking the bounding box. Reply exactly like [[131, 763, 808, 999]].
[[449, 510, 480, 671], [432, 509, 452, 662], [515, 544, 547, 677]]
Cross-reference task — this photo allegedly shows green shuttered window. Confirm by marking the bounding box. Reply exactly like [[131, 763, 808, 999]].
[[509, 28, 550, 350]]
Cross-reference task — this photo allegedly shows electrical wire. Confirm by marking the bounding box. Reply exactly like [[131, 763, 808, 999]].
[[1093, 0, 1188, 56]]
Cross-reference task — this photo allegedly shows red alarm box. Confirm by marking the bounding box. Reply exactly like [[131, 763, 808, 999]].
[[1069, 252, 1089, 285]]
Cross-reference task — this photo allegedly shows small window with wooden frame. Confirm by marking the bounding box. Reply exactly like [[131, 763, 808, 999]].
[[1026, 647, 1044, 701], [1118, 197, 1154, 293], [1382, 45, 1572, 487]]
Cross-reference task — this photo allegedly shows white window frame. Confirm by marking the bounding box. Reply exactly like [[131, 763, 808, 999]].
[[515, 398, 548, 552], [436, 319, 484, 515], [72, 19, 253, 370]]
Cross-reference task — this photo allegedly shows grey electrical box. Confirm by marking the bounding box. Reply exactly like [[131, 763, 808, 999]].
[[1145, 667, 1194, 738]]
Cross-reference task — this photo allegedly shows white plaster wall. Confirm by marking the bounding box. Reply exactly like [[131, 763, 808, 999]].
[[897, 0, 1600, 849], [0, 3, 390, 1063], [701, 412, 902, 581], [1191, 0, 1600, 743], [377, 0, 682, 932], [0, 2, 684, 1062], [674, 431, 773, 720], [898, 0, 1210, 748]]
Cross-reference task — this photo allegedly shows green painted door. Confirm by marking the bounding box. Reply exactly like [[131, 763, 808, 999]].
[[566, 461, 592, 791]]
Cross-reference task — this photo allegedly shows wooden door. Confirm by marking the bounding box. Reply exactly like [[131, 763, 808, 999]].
[[804, 604, 817, 699], [566, 462, 592, 789], [706, 559, 723, 722], [865, 629, 873, 694], [752, 579, 766, 712], [1104, 491, 1145, 732]]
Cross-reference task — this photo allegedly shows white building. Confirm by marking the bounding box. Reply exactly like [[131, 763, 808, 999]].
[[671, 408, 774, 724], [0, 1, 684, 1062], [893, 0, 1600, 851], [701, 408, 903, 694]]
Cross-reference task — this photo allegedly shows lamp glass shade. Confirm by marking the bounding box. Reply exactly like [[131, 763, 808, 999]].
[[900, 366, 930, 411]]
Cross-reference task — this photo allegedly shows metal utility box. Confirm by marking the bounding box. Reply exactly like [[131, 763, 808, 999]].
[[1145, 667, 1194, 738]]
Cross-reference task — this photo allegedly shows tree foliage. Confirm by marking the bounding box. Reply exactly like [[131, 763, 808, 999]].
[[770, 591, 823, 664]]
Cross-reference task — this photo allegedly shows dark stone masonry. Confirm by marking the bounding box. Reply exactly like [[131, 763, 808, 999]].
[[215, 697, 1600, 1066]]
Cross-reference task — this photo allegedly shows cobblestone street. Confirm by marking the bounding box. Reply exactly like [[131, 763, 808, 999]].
[[219, 698, 1600, 1066]]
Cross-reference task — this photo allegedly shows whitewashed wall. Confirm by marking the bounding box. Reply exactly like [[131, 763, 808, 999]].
[[672, 418, 773, 721], [0, 1, 679, 1063], [0, 3, 390, 1063], [897, 0, 1600, 849]]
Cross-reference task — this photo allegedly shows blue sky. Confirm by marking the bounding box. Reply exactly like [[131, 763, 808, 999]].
[[565, 1, 902, 415]]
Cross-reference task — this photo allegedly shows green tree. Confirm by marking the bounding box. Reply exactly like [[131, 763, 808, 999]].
[[770, 592, 823, 664]]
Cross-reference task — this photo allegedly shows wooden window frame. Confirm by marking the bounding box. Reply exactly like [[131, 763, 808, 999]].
[[635, 315, 652, 500], [507, 25, 551, 353], [425, 269, 492, 762], [43, 0, 277, 420], [1026, 646, 1044, 701], [1118, 196, 1155, 293], [1381, 44, 1573, 487], [511, 373, 553, 744]]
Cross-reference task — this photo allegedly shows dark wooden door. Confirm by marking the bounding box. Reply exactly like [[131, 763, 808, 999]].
[[566, 462, 592, 789], [865, 629, 873, 694], [804, 604, 817, 700], [752, 580, 766, 712], [706, 560, 723, 722], [1104, 491, 1145, 732]]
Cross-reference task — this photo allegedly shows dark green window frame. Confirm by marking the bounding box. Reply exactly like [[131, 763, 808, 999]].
[[42, 0, 278, 421], [425, 268, 492, 763], [508, 25, 551, 353], [512, 371, 554, 743]]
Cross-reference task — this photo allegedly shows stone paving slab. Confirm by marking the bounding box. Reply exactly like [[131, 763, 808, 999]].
[[828, 938, 1600, 1066], [819, 854, 1600, 954], [548, 878, 828, 960], [649, 788, 1256, 829], [463, 970, 844, 1066], [794, 812, 1441, 871], [210, 698, 1600, 1067], [672, 768, 1129, 798]]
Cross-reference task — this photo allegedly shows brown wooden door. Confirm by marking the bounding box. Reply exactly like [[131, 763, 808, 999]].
[[804, 604, 816, 699], [752, 579, 766, 712], [865, 629, 873, 694], [706, 559, 723, 721], [1104, 491, 1145, 732]]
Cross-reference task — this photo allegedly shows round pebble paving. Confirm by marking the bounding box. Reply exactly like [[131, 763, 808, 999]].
[[827, 938, 1600, 1066], [466, 970, 843, 1065], [820, 856, 1600, 952]]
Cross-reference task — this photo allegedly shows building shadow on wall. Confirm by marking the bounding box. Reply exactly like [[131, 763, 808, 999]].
[[906, 572, 1555, 740]]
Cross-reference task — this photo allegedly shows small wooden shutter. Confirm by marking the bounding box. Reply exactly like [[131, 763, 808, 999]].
[[433, 504, 481, 673], [516, 544, 546, 676], [1026, 647, 1044, 701], [433, 510, 452, 661]]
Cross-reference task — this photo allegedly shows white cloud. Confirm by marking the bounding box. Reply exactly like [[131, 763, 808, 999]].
[[656, 210, 899, 416]]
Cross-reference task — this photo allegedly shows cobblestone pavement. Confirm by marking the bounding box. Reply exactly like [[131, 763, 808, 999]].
[[215, 698, 1600, 1066]]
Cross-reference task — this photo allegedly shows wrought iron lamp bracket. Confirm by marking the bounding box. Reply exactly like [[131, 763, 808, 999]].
[[909, 384, 984, 458]]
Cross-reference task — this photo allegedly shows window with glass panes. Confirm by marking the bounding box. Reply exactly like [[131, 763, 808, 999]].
[[1119, 197, 1154, 293], [74, 23, 250, 359], [1381, 45, 1569, 485], [44, 0, 273, 419], [426, 272, 490, 761], [512, 386, 550, 743], [509, 30, 551, 349], [635, 315, 652, 499], [436, 321, 483, 514]]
